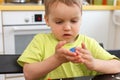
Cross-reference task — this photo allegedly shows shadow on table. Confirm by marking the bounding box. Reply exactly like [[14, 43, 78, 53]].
[[54, 72, 120, 80]]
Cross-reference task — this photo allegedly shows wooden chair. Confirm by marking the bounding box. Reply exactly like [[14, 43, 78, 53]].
[[0, 54, 23, 74]]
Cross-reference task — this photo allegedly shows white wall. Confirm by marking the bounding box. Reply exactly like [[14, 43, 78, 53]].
[[80, 11, 112, 49]]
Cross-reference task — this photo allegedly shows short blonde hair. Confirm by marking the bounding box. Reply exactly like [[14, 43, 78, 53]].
[[44, 0, 82, 16]]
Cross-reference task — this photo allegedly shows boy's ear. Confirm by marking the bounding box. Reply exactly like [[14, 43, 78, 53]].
[[44, 15, 49, 26]]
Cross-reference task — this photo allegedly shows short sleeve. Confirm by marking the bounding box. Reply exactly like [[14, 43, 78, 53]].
[[85, 37, 118, 60], [17, 34, 44, 67]]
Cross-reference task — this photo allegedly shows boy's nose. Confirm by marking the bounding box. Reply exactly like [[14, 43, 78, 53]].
[[63, 23, 71, 31]]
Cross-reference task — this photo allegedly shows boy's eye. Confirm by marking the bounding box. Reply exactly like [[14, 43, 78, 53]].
[[71, 20, 78, 23], [55, 21, 63, 24], [71, 21, 77, 23]]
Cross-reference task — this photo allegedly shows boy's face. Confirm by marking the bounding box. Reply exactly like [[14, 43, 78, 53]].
[[45, 2, 82, 43]]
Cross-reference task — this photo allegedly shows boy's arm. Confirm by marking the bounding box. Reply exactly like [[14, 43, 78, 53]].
[[76, 43, 120, 74], [23, 55, 63, 80], [23, 41, 67, 80], [23, 41, 77, 80], [92, 59, 120, 74]]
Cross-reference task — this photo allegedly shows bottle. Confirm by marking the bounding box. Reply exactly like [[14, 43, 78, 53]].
[[102, 0, 107, 5], [117, 0, 120, 6], [94, 0, 102, 5]]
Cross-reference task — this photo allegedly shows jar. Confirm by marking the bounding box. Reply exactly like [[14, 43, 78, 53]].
[[117, 0, 120, 6], [94, 0, 102, 5]]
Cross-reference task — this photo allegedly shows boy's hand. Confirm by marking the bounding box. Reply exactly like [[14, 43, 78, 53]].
[[75, 43, 95, 70], [54, 41, 80, 63]]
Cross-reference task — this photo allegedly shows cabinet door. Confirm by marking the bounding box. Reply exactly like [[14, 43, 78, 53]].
[[6, 77, 25, 80], [6, 74, 25, 80], [0, 75, 5, 80], [0, 11, 3, 53]]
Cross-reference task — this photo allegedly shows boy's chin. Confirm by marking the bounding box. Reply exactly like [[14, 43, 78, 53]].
[[65, 40, 75, 43], [58, 38, 76, 43]]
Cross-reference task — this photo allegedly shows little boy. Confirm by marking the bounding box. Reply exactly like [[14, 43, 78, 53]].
[[17, 0, 120, 80]]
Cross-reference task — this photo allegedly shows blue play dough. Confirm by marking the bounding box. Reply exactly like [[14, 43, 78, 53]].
[[70, 47, 75, 52]]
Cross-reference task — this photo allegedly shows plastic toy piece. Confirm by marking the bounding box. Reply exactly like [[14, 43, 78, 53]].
[[70, 47, 75, 52]]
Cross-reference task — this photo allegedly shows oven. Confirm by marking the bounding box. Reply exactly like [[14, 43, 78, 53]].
[[2, 11, 51, 55]]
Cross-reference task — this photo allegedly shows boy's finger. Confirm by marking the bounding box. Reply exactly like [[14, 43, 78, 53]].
[[81, 42, 87, 49], [56, 41, 66, 49]]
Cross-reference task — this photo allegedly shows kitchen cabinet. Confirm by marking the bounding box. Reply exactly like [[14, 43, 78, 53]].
[[5, 74, 25, 80], [6, 77, 25, 80], [0, 11, 3, 54], [0, 75, 5, 80], [0, 11, 5, 78]]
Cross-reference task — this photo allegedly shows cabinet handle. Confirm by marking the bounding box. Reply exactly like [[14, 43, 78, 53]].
[[13, 26, 50, 31]]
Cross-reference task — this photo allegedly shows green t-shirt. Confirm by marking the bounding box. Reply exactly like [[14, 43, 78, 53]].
[[17, 33, 117, 80]]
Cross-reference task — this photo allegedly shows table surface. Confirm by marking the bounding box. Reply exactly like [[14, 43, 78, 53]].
[[53, 72, 120, 80]]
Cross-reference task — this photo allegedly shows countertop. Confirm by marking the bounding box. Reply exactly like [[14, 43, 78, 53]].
[[0, 3, 120, 11]]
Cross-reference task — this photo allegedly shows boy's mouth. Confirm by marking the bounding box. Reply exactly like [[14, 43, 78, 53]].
[[63, 34, 72, 37]]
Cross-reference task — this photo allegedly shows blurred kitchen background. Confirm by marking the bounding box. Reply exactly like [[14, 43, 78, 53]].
[[0, 0, 120, 80]]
